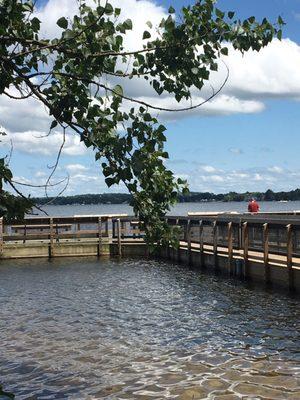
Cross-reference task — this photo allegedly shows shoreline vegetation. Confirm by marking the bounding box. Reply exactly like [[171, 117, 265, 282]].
[[33, 189, 300, 206]]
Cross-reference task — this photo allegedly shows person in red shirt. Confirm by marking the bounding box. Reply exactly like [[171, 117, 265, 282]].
[[248, 198, 260, 213]]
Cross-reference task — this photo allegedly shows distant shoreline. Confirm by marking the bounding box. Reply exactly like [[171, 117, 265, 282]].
[[32, 189, 300, 206]]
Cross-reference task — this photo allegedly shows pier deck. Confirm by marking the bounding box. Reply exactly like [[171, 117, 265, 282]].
[[1, 213, 300, 291]]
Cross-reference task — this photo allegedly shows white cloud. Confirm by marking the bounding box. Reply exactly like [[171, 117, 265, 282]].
[[201, 165, 218, 173], [171, 163, 300, 194], [223, 39, 300, 100], [0, 129, 87, 156], [66, 163, 89, 172], [0, 89, 51, 133], [268, 166, 284, 173], [254, 173, 263, 181]]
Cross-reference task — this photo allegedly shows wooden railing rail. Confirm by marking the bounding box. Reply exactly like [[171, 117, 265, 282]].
[[0, 218, 3, 257], [2, 214, 300, 276]]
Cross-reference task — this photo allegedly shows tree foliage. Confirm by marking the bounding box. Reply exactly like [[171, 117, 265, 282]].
[[0, 0, 282, 242], [0, 133, 33, 222]]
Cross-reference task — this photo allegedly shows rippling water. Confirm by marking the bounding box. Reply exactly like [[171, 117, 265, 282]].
[[0, 258, 299, 399]]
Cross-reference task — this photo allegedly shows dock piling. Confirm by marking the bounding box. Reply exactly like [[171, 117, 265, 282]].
[[187, 219, 192, 265], [227, 222, 233, 275], [117, 218, 122, 256], [213, 221, 218, 270], [0, 218, 3, 257], [286, 224, 294, 291], [263, 223, 270, 284], [98, 217, 102, 257], [49, 218, 54, 258], [243, 222, 249, 279], [199, 220, 203, 268]]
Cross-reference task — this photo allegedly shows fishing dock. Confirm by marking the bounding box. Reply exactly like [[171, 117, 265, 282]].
[[1, 213, 300, 292]]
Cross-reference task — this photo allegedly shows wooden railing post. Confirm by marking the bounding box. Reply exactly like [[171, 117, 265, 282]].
[[263, 223, 270, 284], [108, 218, 112, 242], [97, 217, 102, 257], [213, 220, 218, 269], [165, 217, 170, 259], [0, 218, 3, 257], [199, 220, 203, 268], [23, 223, 27, 244], [117, 218, 122, 256], [286, 224, 294, 291], [187, 219, 192, 265], [176, 218, 180, 263], [243, 222, 249, 279], [49, 218, 54, 258], [55, 222, 59, 243], [227, 222, 233, 275]]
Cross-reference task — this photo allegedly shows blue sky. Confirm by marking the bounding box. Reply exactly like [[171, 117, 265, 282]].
[[1, 0, 300, 196]]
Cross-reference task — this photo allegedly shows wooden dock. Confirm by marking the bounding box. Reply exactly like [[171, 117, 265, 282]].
[[1, 213, 300, 292]]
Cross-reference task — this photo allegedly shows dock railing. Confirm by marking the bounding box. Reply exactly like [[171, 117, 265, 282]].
[[1, 213, 300, 288], [165, 214, 300, 289], [1, 215, 145, 256]]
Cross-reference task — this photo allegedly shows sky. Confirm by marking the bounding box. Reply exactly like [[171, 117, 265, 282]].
[[1, 0, 300, 196]]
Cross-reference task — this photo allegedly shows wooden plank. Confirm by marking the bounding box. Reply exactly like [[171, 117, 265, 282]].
[[23, 224, 26, 244], [55, 222, 59, 243], [286, 224, 294, 291], [243, 222, 249, 279], [117, 218, 122, 256], [49, 218, 54, 258], [0, 218, 3, 257], [176, 218, 180, 263], [107, 218, 112, 240], [98, 217, 102, 257], [199, 220, 204, 268], [187, 219, 192, 265], [12, 224, 72, 230], [263, 223, 270, 284], [227, 222, 233, 275], [213, 221, 218, 269]]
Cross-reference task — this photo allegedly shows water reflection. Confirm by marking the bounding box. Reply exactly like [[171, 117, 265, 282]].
[[0, 258, 299, 399]]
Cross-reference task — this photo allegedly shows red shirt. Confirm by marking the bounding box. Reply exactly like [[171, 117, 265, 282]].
[[248, 201, 260, 213]]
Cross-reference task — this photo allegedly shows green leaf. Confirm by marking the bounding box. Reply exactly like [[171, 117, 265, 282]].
[[50, 120, 58, 130], [168, 6, 175, 14], [143, 30, 151, 40], [105, 177, 115, 187], [113, 85, 123, 97], [123, 19, 133, 30], [215, 8, 225, 19], [146, 21, 153, 29], [31, 17, 41, 32], [191, 67, 198, 75], [277, 29, 282, 40], [220, 47, 228, 56], [143, 113, 152, 121], [228, 11, 235, 19], [56, 17, 68, 29], [278, 16, 285, 25], [104, 3, 114, 15]]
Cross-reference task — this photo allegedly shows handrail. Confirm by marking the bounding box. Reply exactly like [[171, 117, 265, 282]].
[[3, 213, 300, 263]]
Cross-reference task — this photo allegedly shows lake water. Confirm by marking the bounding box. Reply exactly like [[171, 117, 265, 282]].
[[38, 201, 300, 217], [0, 258, 299, 399]]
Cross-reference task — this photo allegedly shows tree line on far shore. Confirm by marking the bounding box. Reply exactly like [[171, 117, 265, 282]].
[[33, 188, 300, 206]]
